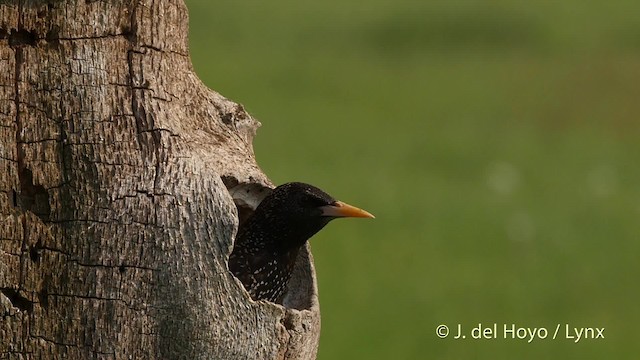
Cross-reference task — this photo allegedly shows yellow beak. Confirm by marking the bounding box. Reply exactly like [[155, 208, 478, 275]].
[[320, 201, 375, 218]]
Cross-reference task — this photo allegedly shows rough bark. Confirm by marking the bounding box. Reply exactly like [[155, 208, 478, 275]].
[[0, 1, 320, 359]]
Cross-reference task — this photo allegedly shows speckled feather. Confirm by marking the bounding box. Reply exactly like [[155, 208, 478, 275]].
[[229, 182, 335, 303]]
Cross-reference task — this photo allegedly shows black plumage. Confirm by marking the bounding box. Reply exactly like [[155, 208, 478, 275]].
[[229, 182, 374, 303]]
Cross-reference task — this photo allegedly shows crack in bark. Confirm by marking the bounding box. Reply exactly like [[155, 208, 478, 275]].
[[14, 32, 23, 178], [30, 334, 77, 348], [127, 49, 164, 195], [0, 26, 133, 48], [28, 242, 156, 274]]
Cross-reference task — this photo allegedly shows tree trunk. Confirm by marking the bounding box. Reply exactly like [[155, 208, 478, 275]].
[[0, 1, 320, 359]]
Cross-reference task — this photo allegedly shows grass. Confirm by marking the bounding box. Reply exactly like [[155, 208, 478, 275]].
[[185, 1, 640, 358]]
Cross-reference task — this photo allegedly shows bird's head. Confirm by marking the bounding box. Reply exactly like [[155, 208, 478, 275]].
[[251, 182, 374, 249]]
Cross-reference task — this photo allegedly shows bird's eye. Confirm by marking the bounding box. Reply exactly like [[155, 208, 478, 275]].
[[305, 195, 330, 208]]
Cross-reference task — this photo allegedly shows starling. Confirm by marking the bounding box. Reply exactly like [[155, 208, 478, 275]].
[[229, 182, 374, 303]]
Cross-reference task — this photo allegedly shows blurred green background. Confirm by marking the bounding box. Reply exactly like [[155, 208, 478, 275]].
[[185, 1, 639, 358]]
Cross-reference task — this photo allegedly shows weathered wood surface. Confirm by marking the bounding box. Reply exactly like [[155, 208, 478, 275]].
[[0, 1, 320, 358]]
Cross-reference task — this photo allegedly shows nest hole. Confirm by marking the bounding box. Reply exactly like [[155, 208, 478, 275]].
[[221, 176, 317, 310]]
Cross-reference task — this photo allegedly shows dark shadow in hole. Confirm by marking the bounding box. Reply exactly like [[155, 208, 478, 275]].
[[30, 245, 41, 262], [37, 286, 49, 309], [8, 29, 37, 47], [16, 167, 51, 221], [1, 288, 34, 313]]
